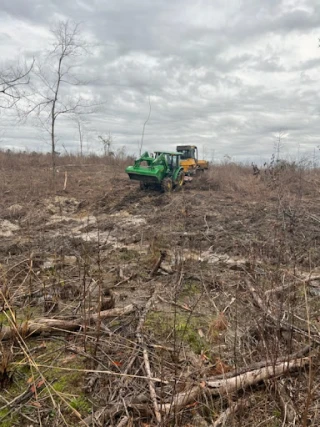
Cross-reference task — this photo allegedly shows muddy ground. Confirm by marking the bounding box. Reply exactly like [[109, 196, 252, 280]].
[[0, 155, 320, 426]]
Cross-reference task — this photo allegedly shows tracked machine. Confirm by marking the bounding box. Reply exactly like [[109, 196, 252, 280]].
[[125, 151, 185, 192], [176, 145, 209, 176]]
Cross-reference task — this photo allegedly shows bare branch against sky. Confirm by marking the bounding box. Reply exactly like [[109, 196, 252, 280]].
[[0, 1, 320, 161], [0, 60, 34, 109], [25, 20, 94, 179], [139, 96, 152, 156]]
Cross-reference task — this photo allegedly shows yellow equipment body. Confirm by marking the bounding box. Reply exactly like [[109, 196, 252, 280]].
[[180, 158, 197, 174], [197, 159, 209, 170], [176, 145, 208, 175]]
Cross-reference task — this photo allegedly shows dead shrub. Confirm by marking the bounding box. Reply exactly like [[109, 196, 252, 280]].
[[262, 158, 320, 197], [205, 162, 263, 196], [207, 312, 228, 343], [203, 159, 320, 200]]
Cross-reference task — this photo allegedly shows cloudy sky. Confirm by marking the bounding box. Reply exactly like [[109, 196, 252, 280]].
[[0, 0, 320, 162]]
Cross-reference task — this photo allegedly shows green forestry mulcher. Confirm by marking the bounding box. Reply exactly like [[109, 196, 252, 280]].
[[125, 151, 185, 192]]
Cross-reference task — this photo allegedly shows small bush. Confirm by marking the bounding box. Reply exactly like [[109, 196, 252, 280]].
[[205, 162, 263, 196]]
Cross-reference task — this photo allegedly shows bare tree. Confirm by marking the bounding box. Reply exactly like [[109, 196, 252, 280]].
[[273, 130, 287, 162], [74, 115, 86, 157], [139, 96, 152, 156], [99, 133, 113, 156], [28, 20, 92, 180], [0, 60, 34, 109]]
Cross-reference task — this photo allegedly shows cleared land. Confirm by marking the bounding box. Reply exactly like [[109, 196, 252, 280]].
[[0, 151, 320, 426]]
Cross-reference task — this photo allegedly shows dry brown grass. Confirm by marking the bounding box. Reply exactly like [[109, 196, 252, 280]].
[[1, 151, 320, 426], [0, 150, 134, 211], [206, 162, 262, 195], [205, 160, 320, 200]]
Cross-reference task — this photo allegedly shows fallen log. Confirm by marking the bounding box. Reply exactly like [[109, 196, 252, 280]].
[[82, 357, 309, 425], [160, 357, 310, 414], [206, 358, 309, 393], [265, 273, 320, 300], [211, 344, 312, 380], [0, 304, 135, 341]]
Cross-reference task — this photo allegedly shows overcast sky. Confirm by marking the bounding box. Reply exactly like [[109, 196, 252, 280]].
[[0, 0, 320, 162]]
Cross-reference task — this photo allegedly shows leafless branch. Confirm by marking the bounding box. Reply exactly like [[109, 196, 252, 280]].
[[23, 20, 94, 182], [0, 59, 34, 108], [139, 96, 152, 156]]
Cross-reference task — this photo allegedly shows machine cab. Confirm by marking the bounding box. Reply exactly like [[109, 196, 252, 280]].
[[154, 152, 181, 171], [176, 145, 198, 160]]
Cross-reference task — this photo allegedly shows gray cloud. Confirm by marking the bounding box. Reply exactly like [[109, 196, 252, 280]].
[[0, 0, 320, 163]]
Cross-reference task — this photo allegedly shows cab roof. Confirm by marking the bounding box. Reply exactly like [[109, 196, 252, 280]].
[[176, 145, 197, 150], [154, 151, 181, 156]]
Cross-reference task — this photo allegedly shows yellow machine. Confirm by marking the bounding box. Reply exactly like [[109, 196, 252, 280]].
[[176, 145, 209, 175]]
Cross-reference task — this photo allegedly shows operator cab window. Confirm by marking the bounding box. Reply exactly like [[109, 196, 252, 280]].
[[168, 155, 174, 169], [180, 150, 188, 159], [172, 156, 178, 168], [180, 149, 194, 159]]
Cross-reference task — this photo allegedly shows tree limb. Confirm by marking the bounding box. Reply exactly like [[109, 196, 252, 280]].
[[0, 304, 135, 341], [160, 357, 310, 414]]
